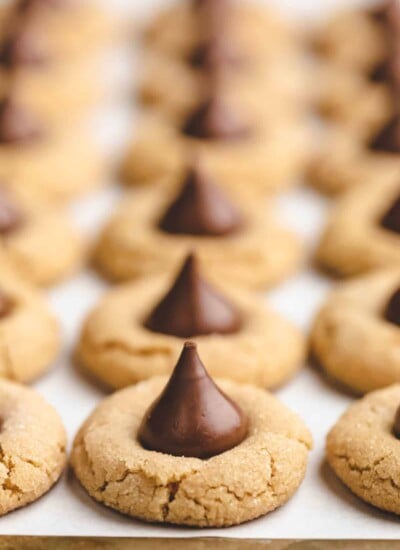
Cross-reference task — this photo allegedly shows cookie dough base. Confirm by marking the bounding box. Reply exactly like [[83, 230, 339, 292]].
[[0, 132, 103, 204], [3, 208, 85, 287], [0, 379, 66, 516], [311, 269, 400, 394], [71, 378, 312, 527], [309, 128, 400, 196], [0, 255, 60, 383], [327, 384, 400, 515], [76, 275, 305, 390], [316, 176, 400, 276]]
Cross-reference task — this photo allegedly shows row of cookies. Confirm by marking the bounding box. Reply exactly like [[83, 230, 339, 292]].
[[0, 0, 116, 288], [119, 0, 309, 198], [0, 339, 313, 527], [65, 0, 315, 529], [307, 0, 400, 516]]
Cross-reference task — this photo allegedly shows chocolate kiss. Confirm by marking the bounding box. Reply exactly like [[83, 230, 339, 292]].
[[384, 287, 400, 326], [0, 97, 43, 144], [0, 188, 24, 235], [369, 115, 400, 153], [381, 194, 400, 233], [158, 161, 243, 236], [0, 25, 49, 68], [144, 253, 243, 338], [138, 341, 248, 458], [182, 94, 251, 141], [188, 34, 244, 70], [394, 404, 400, 438]]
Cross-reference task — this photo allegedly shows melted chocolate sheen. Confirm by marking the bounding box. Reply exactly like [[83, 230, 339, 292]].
[[381, 194, 400, 233], [159, 162, 243, 236], [369, 115, 400, 153], [385, 286, 400, 326], [0, 98, 43, 144], [144, 253, 242, 338], [0, 189, 24, 234], [183, 96, 251, 140], [138, 341, 248, 458], [0, 26, 49, 67]]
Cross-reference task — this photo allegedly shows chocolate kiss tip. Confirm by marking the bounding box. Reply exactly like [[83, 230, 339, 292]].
[[138, 341, 248, 458], [0, 97, 43, 144], [369, 115, 400, 153], [381, 194, 400, 234], [159, 161, 243, 236], [144, 253, 242, 338], [182, 94, 251, 141], [385, 287, 400, 326]]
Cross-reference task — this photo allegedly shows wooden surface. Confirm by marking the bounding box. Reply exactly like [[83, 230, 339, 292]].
[[0, 539, 399, 550]]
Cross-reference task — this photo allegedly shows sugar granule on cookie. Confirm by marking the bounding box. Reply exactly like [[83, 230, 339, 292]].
[[72, 341, 312, 526]]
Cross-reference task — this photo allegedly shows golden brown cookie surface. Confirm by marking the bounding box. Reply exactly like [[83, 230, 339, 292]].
[[316, 177, 400, 275], [327, 384, 400, 514], [0, 254, 60, 382], [71, 377, 312, 527], [77, 274, 305, 390], [311, 269, 400, 394]]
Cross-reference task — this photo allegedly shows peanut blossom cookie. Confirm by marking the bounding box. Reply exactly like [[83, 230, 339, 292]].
[[143, 0, 295, 61], [0, 187, 84, 286], [316, 177, 400, 276], [313, 1, 398, 73], [0, 94, 102, 203], [96, 161, 302, 287], [77, 253, 305, 390], [314, 62, 393, 139], [140, 41, 306, 123], [315, 3, 400, 138], [0, 17, 103, 126], [72, 341, 312, 527], [312, 269, 400, 394], [0, 257, 59, 382], [309, 105, 400, 196], [140, 2, 306, 121], [121, 89, 307, 196], [327, 384, 400, 514], [0, 379, 66, 516]]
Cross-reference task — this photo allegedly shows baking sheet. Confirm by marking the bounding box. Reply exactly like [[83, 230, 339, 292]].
[[2, 0, 399, 539]]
